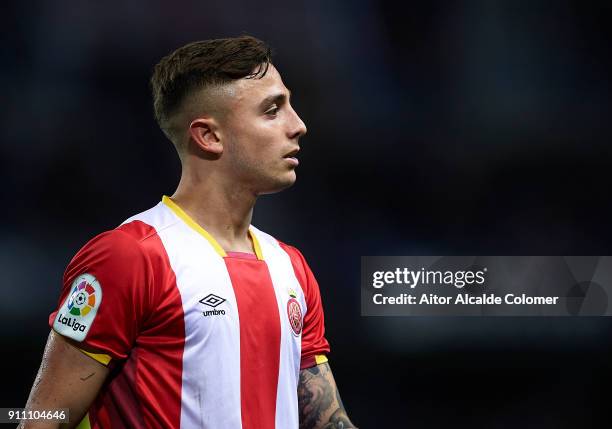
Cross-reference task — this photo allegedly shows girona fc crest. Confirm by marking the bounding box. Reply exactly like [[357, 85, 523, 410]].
[[287, 297, 303, 336]]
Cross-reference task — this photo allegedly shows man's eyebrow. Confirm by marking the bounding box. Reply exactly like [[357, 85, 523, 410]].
[[259, 90, 292, 109]]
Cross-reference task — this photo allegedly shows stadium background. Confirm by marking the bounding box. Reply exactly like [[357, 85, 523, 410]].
[[2, 1, 611, 427]]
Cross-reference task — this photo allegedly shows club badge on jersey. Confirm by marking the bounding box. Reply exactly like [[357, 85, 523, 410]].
[[53, 273, 102, 341], [287, 288, 303, 337]]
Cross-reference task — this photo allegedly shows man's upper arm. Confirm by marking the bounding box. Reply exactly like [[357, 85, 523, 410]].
[[24, 226, 153, 428], [277, 242, 331, 369], [49, 229, 152, 361], [20, 331, 109, 429], [298, 362, 358, 429]]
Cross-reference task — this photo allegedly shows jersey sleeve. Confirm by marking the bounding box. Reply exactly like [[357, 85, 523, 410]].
[[48, 229, 153, 362], [279, 242, 331, 369]]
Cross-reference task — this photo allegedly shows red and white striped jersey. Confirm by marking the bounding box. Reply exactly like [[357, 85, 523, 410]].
[[49, 196, 330, 429]]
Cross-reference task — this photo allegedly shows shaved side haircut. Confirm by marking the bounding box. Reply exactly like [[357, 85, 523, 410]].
[[151, 35, 272, 150]]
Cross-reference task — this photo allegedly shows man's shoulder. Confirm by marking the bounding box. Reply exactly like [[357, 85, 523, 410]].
[[74, 200, 177, 261], [249, 225, 303, 257], [249, 226, 313, 282], [120, 199, 180, 238], [73, 227, 148, 266], [248, 224, 276, 244]]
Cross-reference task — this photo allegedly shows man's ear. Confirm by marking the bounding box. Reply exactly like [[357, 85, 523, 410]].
[[189, 118, 223, 155]]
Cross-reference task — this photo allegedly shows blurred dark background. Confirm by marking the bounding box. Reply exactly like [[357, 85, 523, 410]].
[[2, 1, 612, 427]]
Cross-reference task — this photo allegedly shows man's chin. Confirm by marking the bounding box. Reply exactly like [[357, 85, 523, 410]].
[[257, 172, 297, 195]]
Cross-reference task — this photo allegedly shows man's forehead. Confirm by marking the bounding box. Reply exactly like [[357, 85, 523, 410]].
[[231, 64, 288, 100], [182, 64, 286, 120]]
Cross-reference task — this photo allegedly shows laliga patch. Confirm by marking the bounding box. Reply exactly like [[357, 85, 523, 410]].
[[53, 273, 102, 342]]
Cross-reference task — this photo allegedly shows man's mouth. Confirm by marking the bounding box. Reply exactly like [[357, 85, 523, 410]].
[[283, 148, 300, 166]]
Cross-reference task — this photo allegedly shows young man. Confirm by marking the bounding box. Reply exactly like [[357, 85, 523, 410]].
[[22, 36, 357, 429]]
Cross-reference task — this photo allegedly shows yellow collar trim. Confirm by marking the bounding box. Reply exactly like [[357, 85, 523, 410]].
[[162, 196, 263, 260], [250, 228, 264, 261]]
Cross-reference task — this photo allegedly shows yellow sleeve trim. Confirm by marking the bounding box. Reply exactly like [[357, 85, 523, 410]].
[[78, 348, 112, 366], [162, 195, 227, 257], [315, 354, 328, 365]]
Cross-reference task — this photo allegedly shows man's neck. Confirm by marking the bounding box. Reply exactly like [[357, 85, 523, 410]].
[[170, 170, 257, 254]]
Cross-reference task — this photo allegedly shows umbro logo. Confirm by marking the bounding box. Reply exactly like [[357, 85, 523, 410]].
[[200, 294, 226, 308], [200, 294, 227, 317]]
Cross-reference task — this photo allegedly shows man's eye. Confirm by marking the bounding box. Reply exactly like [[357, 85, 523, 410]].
[[265, 105, 280, 115]]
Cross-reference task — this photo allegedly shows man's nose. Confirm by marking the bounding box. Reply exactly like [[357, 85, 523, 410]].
[[288, 106, 307, 139]]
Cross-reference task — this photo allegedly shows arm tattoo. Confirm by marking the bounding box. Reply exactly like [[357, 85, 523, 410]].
[[298, 363, 357, 429]]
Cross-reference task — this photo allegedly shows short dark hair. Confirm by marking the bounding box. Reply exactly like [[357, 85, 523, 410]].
[[151, 35, 273, 133]]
